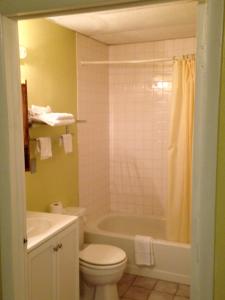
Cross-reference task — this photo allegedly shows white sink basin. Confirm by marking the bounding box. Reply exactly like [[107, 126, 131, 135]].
[[27, 218, 52, 238], [26, 211, 77, 252]]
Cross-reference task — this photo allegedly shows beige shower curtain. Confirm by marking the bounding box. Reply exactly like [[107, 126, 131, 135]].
[[167, 56, 195, 243]]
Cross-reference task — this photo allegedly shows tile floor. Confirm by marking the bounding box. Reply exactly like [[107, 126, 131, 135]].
[[118, 273, 190, 300]]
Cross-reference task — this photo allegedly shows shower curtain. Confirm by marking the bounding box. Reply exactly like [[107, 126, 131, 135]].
[[167, 55, 195, 243]]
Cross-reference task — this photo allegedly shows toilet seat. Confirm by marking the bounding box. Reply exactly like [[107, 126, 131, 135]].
[[79, 244, 127, 267], [80, 258, 127, 270]]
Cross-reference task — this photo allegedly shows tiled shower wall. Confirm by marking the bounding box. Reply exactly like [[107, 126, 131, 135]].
[[109, 38, 196, 217], [77, 35, 196, 219], [76, 33, 110, 220]]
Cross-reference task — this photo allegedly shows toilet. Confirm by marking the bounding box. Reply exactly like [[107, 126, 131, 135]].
[[63, 207, 127, 300]]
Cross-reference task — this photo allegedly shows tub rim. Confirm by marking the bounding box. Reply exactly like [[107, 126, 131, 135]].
[[85, 212, 191, 249]]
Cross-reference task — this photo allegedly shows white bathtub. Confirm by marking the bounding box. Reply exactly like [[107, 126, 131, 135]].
[[85, 213, 191, 284]]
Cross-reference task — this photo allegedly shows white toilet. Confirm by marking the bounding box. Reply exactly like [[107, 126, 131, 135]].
[[63, 207, 127, 300]]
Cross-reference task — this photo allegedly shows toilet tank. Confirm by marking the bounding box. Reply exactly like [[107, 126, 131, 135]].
[[63, 207, 86, 248]]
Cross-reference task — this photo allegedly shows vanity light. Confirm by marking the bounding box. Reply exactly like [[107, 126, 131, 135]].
[[152, 81, 171, 90], [19, 46, 27, 59]]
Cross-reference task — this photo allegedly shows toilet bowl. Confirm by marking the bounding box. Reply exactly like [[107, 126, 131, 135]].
[[80, 244, 127, 300], [63, 207, 127, 300]]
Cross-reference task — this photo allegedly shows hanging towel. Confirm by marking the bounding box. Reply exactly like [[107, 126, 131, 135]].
[[134, 235, 155, 266], [36, 137, 52, 160], [60, 134, 73, 154]]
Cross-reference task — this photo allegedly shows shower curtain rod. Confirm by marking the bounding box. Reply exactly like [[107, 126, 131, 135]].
[[80, 58, 173, 65], [80, 54, 195, 65]]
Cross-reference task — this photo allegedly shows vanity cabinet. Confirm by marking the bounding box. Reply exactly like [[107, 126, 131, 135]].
[[27, 223, 79, 300]]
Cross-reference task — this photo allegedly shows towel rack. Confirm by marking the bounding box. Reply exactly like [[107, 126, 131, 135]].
[[30, 125, 74, 143], [30, 119, 87, 127], [76, 119, 87, 123]]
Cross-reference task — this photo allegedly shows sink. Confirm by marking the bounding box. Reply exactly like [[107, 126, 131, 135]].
[[27, 217, 52, 238], [26, 211, 77, 252]]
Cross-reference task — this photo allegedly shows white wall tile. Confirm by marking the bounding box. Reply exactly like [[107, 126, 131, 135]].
[[76, 33, 110, 221], [109, 38, 196, 217]]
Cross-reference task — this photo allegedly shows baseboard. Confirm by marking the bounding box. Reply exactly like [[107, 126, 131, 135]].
[[126, 264, 190, 285]]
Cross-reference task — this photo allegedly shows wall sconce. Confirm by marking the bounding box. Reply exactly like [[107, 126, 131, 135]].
[[19, 46, 27, 60]]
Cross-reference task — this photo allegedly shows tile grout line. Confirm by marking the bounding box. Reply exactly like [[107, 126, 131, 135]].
[[146, 278, 158, 299], [119, 274, 138, 298], [130, 274, 137, 286], [151, 278, 159, 290]]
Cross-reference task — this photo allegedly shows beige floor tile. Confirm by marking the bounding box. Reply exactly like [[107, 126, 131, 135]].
[[174, 296, 189, 300], [133, 276, 157, 290], [119, 273, 137, 285], [124, 286, 150, 300], [176, 284, 190, 298], [148, 291, 173, 300], [154, 280, 178, 295], [119, 283, 131, 297]]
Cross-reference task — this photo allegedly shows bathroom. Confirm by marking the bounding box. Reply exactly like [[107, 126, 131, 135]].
[[17, 1, 197, 300]]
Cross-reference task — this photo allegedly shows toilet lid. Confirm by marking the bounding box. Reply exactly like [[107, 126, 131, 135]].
[[79, 244, 126, 266]]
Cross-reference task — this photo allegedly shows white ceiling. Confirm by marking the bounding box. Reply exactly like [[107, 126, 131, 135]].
[[49, 1, 197, 45]]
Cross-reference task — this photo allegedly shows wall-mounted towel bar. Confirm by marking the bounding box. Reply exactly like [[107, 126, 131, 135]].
[[30, 125, 74, 143], [76, 119, 87, 123], [30, 133, 74, 143], [30, 119, 87, 127]]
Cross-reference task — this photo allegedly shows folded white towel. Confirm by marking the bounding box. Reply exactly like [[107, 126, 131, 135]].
[[29, 105, 75, 126], [134, 235, 155, 266], [60, 134, 73, 154], [35, 114, 75, 126], [36, 137, 52, 160], [43, 113, 74, 120], [30, 105, 52, 115]]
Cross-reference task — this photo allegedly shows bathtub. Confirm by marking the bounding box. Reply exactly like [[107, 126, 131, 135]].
[[85, 213, 191, 284]]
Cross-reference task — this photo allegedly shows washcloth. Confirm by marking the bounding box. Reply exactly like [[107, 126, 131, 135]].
[[36, 137, 52, 160], [134, 235, 155, 266], [60, 134, 73, 154]]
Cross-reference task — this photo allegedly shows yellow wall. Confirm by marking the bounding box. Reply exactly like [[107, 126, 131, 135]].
[[18, 19, 79, 212], [214, 9, 225, 300]]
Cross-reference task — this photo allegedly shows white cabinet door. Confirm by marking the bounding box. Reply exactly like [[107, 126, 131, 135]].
[[28, 237, 57, 300], [28, 222, 79, 300], [57, 224, 79, 300]]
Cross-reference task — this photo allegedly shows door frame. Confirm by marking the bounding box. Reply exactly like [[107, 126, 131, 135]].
[[191, 1, 224, 299], [0, 1, 223, 300], [0, 15, 27, 300]]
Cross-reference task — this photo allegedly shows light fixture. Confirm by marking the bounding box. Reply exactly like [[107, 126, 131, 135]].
[[152, 80, 172, 91], [19, 46, 27, 60]]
